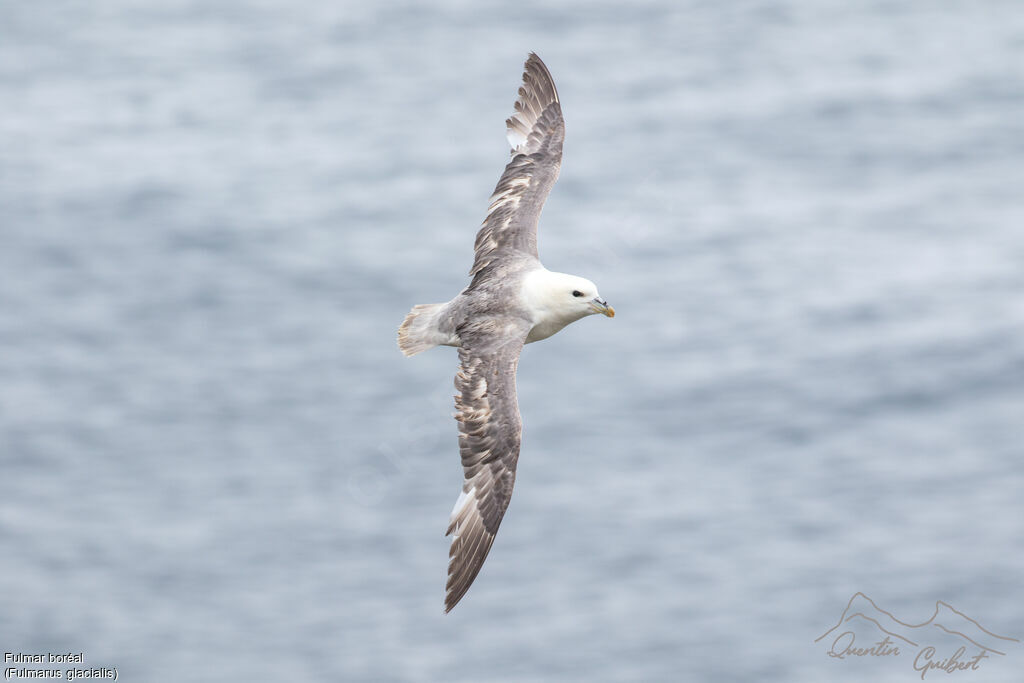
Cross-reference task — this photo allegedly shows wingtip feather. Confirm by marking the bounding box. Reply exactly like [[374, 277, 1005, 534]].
[[505, 52, 560, 156]]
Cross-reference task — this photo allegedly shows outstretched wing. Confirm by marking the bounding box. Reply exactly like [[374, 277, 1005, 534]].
[[470, 53, 565, 276], [445, 317, 531, 612]]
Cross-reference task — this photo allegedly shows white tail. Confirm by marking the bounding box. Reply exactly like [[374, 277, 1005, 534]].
[[397, 303, 448, 356]]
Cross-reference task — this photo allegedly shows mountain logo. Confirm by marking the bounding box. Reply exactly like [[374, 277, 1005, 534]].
[[816, 592, 1018, 678]]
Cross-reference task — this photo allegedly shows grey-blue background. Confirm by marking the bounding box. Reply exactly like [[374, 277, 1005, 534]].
[[2, 1, 1023, 681]]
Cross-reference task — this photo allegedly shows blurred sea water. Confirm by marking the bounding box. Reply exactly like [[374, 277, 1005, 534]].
[[2, 1, 1023, 681]]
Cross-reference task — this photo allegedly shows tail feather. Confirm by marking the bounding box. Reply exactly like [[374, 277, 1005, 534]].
[[397, 303, 447, 356]]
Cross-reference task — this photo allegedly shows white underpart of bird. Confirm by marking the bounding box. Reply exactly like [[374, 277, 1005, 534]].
[[397, 53, 614, 613]]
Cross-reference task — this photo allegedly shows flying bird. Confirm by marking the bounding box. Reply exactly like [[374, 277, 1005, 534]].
[[398, 53, 614, 612]]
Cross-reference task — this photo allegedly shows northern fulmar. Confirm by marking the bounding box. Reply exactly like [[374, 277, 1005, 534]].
[[398, 53, 614, 612]]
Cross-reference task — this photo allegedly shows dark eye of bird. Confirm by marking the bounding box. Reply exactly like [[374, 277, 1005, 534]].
[[572, 290, 583, 297]]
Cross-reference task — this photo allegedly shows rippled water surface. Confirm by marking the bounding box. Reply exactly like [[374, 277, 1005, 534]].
[[2, 1, 1023, 681]]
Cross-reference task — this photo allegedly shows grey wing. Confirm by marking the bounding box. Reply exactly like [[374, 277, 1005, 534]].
[[444, 318, 531, 612], [469, 53, 565, 276]]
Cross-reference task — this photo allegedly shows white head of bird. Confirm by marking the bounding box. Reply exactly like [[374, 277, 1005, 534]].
[[520, 269, 614, 342]]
